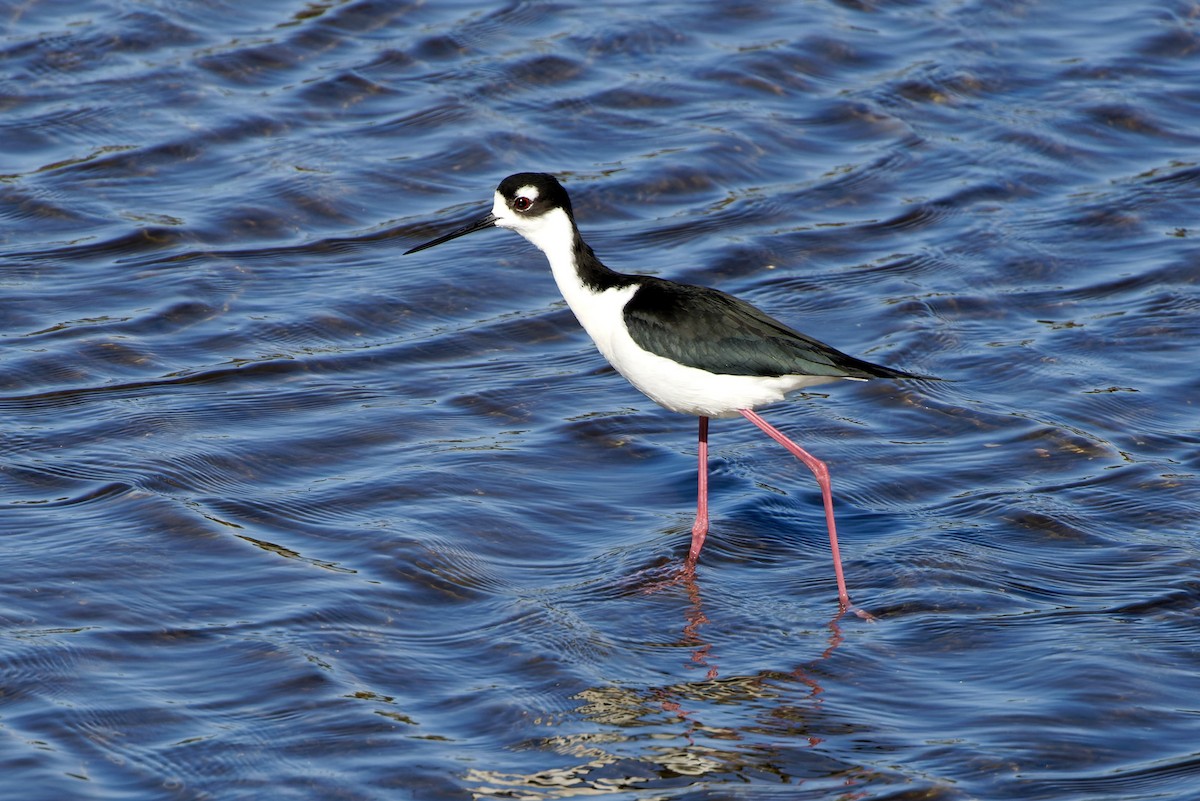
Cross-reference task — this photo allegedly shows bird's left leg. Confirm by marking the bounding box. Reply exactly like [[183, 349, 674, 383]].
[[739, 409, 866, 616], [685, 415, 710, 570]]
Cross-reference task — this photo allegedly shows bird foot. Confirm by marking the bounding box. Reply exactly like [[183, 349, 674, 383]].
[[842, 601, 877, 623]]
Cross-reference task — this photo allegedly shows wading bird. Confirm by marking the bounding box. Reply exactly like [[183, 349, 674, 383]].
[[406, 173, 932, 613]]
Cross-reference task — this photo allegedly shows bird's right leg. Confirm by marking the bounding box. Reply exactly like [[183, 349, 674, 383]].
[[685, 415, 710, 570]]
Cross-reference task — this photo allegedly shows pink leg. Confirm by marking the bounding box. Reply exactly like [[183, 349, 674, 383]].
[[739, 409, 858, 612], [685, 416, 709, 570]]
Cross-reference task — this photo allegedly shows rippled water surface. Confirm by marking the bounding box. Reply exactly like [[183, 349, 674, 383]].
[[4, 1, 1200, 799]]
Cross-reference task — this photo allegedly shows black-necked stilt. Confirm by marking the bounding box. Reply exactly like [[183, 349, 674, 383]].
[[406, 173, 932, 613]]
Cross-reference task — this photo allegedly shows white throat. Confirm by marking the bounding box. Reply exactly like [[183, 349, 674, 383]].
[[492, 193, 632, 360], [493, 194, 584, 298]]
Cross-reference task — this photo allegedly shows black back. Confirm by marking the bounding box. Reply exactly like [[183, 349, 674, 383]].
[[623, 278, 923, 380]]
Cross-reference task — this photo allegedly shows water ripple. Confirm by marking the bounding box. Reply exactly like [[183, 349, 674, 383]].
[[3, 1, 1200, 800]]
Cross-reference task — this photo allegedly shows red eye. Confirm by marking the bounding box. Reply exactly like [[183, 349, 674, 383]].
[[513, 196, 532, 211]]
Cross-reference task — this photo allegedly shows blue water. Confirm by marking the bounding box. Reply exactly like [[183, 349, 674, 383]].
[[3, 1, 1199, 799]]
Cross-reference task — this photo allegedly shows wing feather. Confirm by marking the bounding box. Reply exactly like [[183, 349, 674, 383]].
[[622, 279, 920, 380]]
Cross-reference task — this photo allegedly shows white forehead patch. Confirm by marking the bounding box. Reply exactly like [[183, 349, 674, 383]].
[[493, 184, 543, 225], [514, 185, 539, 203]]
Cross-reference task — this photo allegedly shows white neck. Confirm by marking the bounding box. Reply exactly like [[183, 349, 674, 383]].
[[493, 198, 633, 357], [494, 199, 595, 305]]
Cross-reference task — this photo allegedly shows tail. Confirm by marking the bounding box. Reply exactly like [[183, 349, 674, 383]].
[[835, 352, 940, 382]]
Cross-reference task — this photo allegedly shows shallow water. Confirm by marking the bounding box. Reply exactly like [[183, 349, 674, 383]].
[[3, 1, 1199, 799]]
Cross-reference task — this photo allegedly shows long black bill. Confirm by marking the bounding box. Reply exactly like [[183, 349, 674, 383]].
[[404, 212, 497, 255]]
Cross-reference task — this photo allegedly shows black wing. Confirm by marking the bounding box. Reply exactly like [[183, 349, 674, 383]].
[[622, 278, 925, 380]]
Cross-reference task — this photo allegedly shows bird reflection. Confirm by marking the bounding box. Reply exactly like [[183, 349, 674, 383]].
[[666, 568, 851, 686], [679, 572, 719, 680], [466, 571, 869, 799]]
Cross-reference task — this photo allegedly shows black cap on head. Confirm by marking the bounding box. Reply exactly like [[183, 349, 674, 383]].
[[497, 173, 574, 220]]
